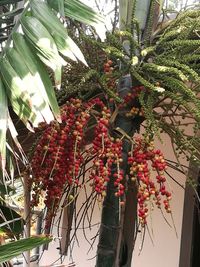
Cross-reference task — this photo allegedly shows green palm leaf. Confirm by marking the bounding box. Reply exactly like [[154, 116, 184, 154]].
[[57, 0, 65, 17], [30, 0, 87, 64], [48, 0, 104, 25], [0, 57, 38, 127], [12, 32, 60, 120], [6, 47, 55, 123], [0, 204, 24, 236], [0, 0, 22, 6], [47, 0, 105, 40], [0, 8, 23, 21], [0, 0, 105, 176], [0, 236, 52, 263], [20, 15, 66, 87], [0, 79, 8, 171]]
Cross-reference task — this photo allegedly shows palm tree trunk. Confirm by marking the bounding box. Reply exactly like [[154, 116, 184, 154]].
[[118, 181, 138, 267], [96, 173, 120, 267], [96, 1, 163, 264], [96, 75, 142, 267]]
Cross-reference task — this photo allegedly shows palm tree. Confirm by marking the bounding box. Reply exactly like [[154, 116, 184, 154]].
[[1, 0, 200, 266]]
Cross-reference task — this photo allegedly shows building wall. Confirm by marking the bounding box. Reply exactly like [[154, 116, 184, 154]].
[[132, 134, 187, 267]]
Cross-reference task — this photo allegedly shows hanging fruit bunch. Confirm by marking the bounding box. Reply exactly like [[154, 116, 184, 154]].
[[103, 59, 119, 92], [128, 137, 171, 226], [30, 97, 125, 230], [118, 85, 146, 118], [29, 59, 172, 230]]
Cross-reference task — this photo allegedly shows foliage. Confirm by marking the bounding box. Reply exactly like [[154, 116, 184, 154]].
[[0, 235, 52, 263], [0, 0, 104, 176], [0, 204, 24, 237], [57, 6, 200, 168]]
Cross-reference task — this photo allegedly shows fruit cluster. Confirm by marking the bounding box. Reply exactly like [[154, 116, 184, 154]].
[[90, 132, 124, 197], [118, 85, 146, 117], [126, 106, 144, 117], [30, 98, 92, 228], [103, 60, 113, 75], [103, 59, 117, 89], [30, 97, 124, 229], [123, 85, 145, 105], [128, 137, 171, 226], [30, 95, 172, 230]]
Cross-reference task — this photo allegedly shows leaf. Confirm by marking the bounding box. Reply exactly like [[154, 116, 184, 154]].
[[5, 146, 15, 182], [0, 57, 38, 127], [30, 0, 87, 65], [20, 15, 66, 87], [0, 184, 14, 197], [6, 47, 55, 124], [0, 205, 24, 236], [63, 36, 87, 65], [0, 0, 22, 6], [58, 0, 65, 17], [0, 78, 22, 177], [12, 32, 60, 120], [0, 79, 8, 171], [0, 8, 23, 21], [7, 115, 28, 165], [0, 236, 52, 263], [47, 0, 105, 40], [48, 0, 104, 25]]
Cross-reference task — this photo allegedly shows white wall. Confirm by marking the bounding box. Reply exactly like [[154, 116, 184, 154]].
[[132, 135, 186, 267]]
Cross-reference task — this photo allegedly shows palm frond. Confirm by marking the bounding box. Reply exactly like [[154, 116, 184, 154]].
[[0, 0, 104, 177], [0, 236, 52, 263]]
